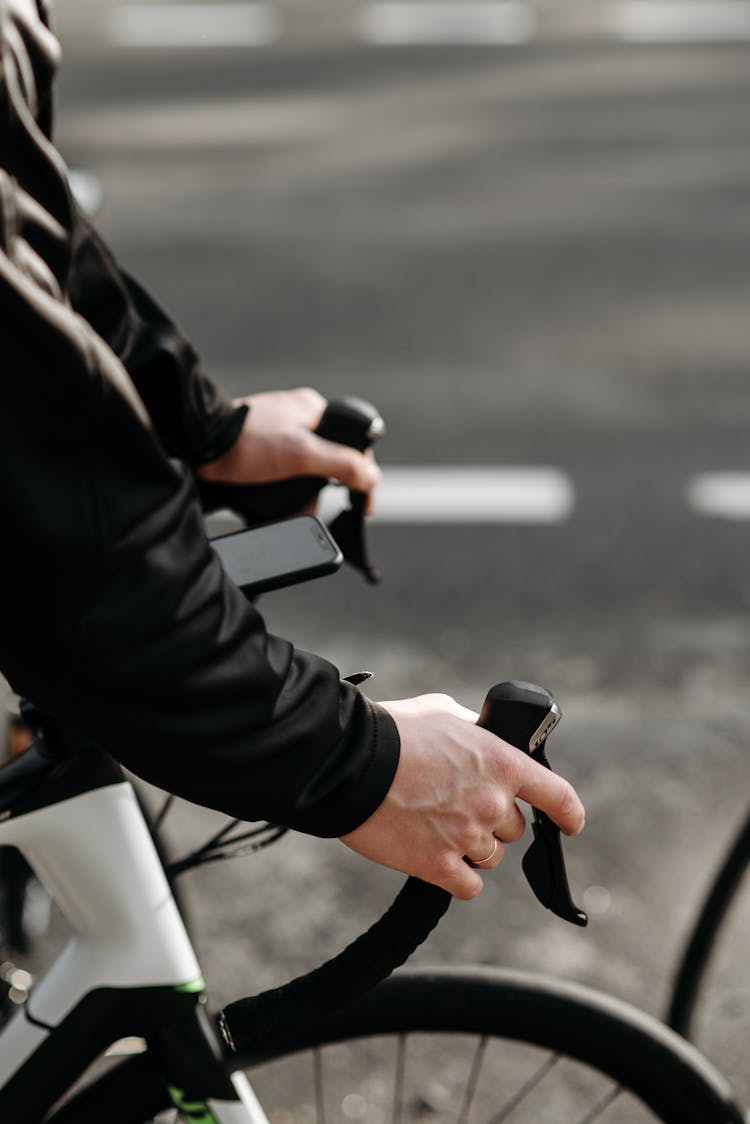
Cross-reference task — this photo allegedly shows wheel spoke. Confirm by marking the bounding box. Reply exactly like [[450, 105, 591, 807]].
[[393, 1032, 406, 1124], [223, 969, 737, 1124], [485, 1052, 560, 1124], [457, 1035, 488, 1124], [577, 1084, 623, 1124], [313, 1046, 326, 1124]]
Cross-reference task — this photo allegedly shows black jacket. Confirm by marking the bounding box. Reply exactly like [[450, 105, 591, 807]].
[[0, 0, 399, 836]]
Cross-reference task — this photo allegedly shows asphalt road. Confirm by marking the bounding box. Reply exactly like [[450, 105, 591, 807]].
[[12, 1, 750, 1108]]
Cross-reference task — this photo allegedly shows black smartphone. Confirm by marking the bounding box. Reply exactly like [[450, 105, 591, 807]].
[[210, 515, 343, 596]]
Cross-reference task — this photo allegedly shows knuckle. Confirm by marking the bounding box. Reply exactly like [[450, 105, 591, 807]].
[[555, 782, 571, 818], [298, 386, 325, 410], [431, 849, 454, 876], [461, 823, 485, 852], [556, 779, 581, 829], [479, 789, 510, 825], [505, 812, 526, 842], [558, 779, 574, 814], [430, 849, 458, 882], [500, 745, 524, 783]]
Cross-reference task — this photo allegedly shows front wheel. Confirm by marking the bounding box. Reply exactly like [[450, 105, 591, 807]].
[[47, 966, 745, 1123], [232, 967, 744, 1124]]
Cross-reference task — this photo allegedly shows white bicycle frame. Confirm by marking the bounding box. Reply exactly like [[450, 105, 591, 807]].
[[0, 756, 268, 1123]]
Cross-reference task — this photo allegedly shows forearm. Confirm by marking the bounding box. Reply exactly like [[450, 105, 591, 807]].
[[65, 469, 400, 835]]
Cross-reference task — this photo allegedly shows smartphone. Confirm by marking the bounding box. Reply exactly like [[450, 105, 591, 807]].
[[210, 515, 343, 596]]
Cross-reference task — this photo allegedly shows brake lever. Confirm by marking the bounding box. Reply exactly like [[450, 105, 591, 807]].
[[319, 397, 384, 584], [478, 681, 587, 927], [197, 396, 385, 583]]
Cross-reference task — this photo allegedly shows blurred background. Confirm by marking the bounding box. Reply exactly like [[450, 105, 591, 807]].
[[6, 0, 750, 1107]]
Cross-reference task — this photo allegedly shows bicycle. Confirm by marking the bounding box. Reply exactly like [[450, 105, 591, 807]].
[[0, 675, 745, 1123], [0, 400, 747, 1123]]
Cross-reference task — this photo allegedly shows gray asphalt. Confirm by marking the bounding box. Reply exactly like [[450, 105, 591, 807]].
[[13, 3, 750, 1108]]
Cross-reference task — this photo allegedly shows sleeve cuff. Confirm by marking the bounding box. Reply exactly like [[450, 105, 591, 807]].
[[191, 401, 249, 467], [281, 698, 401, 840]]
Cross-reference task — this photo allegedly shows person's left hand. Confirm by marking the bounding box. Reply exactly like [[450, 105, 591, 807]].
[[197, 387, 381, 513]]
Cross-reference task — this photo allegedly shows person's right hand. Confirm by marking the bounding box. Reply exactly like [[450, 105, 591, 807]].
[[340, 693, 585, 900]]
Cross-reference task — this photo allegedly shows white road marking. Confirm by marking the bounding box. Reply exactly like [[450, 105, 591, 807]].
[[687, 473, 750, 520], [106, 3, 282, 49], [358, 1, 538, 46], [613, 1, 750, 42], [322, 466, 574, 524]]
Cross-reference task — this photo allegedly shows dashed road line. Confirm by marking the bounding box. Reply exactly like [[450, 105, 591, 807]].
[[687, 473, 750, 520], [82, 0, 750, 49], [357, 1, 537, 46], [138, 468, 750, 535], [612, 1, 750, 42], [105, 2, 282, 48], [318, 466, 575, 524]]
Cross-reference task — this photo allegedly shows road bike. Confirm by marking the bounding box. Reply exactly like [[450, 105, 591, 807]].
[[0, 674, 746, 1123], [0, 400, 748, 1123]]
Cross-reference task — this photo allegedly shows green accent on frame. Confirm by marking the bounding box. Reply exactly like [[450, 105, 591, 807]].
[[175, 976, 206, 994], [167, 1084, 220, 1123]]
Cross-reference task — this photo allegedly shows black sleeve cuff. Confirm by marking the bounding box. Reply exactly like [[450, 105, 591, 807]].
[[190, 400, 248, 467], [279, 697, 401, 840]]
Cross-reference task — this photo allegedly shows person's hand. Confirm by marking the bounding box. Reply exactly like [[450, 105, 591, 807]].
[[341, 694, 585, 900], [197, 387, 381, 514]]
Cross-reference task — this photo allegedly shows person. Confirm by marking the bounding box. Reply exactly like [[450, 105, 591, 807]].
[[0, 0, 583, 905]]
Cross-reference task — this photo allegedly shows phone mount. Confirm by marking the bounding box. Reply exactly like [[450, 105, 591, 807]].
[[197, 396, 384, 584]]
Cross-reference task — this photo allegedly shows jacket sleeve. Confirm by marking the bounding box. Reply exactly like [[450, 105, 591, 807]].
[[0, 0, 400, 837], [68, 215, 248, 467]]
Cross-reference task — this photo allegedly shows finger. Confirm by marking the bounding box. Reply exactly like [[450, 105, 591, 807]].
[[363, 450, 378, 515], [516, 757, 585, 836], [465, 836, 505, 869], [299, 432, 382, 494], [493, 801, 526, 843], [437, 855, 484, 901]]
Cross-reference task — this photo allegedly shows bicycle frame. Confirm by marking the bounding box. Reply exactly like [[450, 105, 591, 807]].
[[0, 740, 265, 1123]]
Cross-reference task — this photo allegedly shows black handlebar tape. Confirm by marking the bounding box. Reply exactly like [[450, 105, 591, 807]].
[[197, 396, 385, 526], [219, 876, 450, 1056], [219, 682, 546, 1057]]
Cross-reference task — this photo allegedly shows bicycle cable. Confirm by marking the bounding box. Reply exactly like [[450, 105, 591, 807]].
[[166, 821, 288, 878]]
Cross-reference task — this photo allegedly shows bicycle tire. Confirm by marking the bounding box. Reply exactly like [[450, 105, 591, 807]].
[[51, 966, 745, 1123], [233, 967, 744, 1124], [666, 806, 750, 1039]]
